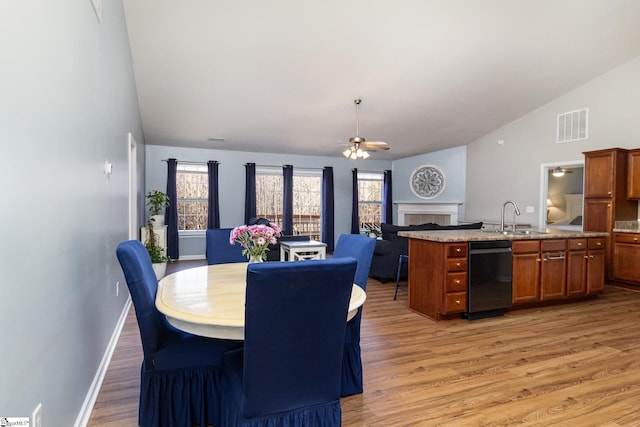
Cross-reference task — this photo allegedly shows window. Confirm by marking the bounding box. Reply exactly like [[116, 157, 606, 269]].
[[293, 171, 322, 239], [358, 172, 384, 231], [256, 168, 283, 225], [176, 164, 208, 231], [256, 167, 322, 240]]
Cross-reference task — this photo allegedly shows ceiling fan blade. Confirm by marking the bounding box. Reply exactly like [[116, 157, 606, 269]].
[[363, 141, 390, 151]]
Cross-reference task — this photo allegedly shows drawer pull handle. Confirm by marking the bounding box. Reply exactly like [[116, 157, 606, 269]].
[[456, 262, 462, 267], [545, 251, 565, 260], [634, 238, 638, 242], [597, 242, 602, 246], [577, 243, 583, 246], [456, 247, 462, 253], [455, 279, 461, 284], [455, 300, 461, 305], [584, 255, 589, 259]]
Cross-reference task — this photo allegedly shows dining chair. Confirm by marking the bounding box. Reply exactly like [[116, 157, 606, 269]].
[[206, 228, 248, 264], [332, 233, 376, 396], [116, 240, 242, 427], [219, 258, 357, 427]]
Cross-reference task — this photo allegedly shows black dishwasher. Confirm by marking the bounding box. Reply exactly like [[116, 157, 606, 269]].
[[467, 240, 513, 320]]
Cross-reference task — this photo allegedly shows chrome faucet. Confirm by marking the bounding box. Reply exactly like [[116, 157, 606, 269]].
[[501, 200, 521, 232]]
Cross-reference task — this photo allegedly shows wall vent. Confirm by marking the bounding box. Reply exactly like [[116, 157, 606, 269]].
[[557, 108, 588, 143]]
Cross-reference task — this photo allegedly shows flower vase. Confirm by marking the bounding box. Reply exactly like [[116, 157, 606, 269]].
[[249, 255, 264, 263]]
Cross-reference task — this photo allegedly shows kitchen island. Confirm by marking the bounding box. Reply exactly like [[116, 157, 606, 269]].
[[398, 229, 609, 321]]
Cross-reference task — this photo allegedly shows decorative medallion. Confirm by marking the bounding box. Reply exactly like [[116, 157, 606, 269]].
[[409, 165, 446, 199]]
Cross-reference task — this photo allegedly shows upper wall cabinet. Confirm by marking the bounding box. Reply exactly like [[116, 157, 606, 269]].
[[627, 148, 640, 199]]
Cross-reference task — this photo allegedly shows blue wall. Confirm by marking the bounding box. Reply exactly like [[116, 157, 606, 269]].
[[392, 146, 467, 222], [146, 144, 467, 258]]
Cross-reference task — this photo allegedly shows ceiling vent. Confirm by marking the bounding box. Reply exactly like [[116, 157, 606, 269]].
[[557, 108, 588, 143]]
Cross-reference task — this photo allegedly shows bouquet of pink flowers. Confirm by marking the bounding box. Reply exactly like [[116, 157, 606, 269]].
[[229, 222, 282, 261]]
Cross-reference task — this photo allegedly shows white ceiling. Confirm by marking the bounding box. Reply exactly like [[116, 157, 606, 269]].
[[123, 0, 640, 160]]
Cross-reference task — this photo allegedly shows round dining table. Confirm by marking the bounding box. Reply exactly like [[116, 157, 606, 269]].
[[155, 262, 367, 340]]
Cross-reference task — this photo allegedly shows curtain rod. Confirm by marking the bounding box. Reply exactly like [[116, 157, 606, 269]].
[[161, 159, 214, 166]]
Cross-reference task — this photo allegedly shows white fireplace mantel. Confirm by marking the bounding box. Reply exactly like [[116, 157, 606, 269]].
[[395, 202, 463, 226]]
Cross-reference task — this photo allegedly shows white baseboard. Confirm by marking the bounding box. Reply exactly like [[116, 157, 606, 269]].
[[74, 298, 132, 427], [177, 254, 206, 261]]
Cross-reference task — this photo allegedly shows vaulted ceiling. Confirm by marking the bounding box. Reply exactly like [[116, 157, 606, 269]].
[[123, 0, 640, 160]]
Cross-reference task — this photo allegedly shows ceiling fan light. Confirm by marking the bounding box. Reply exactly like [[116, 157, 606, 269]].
[[343, 148, 352, 158], [361, 150, 370, 159], [552, 167, 565, 177]]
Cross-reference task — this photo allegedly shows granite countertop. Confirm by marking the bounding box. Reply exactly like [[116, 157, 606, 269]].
[[398, 229, 609, 243], [613, 221, 640, 233]]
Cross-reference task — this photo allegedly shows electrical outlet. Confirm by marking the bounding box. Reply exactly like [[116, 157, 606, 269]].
[[526, 206, 535, 214], [116, 280, 120, 297], [32, 403, 42, 427]]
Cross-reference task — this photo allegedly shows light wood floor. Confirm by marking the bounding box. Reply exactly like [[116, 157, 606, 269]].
[[88, 261, 640, 426]]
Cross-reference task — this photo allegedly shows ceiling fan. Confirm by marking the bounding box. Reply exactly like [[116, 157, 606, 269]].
[[342, 99, 390, 159], [551, 167, 574, 177]]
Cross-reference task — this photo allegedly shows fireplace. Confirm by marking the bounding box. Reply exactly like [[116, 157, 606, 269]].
[[395, 202, 462, 226]]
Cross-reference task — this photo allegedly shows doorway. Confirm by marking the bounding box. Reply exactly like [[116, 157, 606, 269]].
[[539, 161, 584, 230]]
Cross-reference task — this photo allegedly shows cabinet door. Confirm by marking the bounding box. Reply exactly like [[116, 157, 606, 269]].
[[512, 252, 540, 304], [587, 249, 606, 293], [584, 150, 615, 198], [540, 240, 567, 301], [566, 249, 587, 296], [583, 199, 612, 232], [613, 240, 640, 283], [627, 149, 640, 199]]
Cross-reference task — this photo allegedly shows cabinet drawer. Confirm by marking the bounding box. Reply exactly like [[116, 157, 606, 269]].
[[614, 233, 640, 244], [444, 292, 467, 313], [567, 238, 587, 250], [541, 239, 566, 252], [446, 273, 467, 292], [447, 258, 467, 272], [512, 240, 540, 254], [447, 244, 467, 257], [588, 237, 607, 249]]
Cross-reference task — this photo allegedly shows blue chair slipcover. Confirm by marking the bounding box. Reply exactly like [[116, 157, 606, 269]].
[[332, 233, 376, 396], [206, 228, 249, 265], [116, 240, 242, 427], [219, 258, 357, 427]]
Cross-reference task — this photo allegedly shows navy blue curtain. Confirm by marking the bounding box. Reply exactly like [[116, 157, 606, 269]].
[[166, 159, 179, 260], [207, 161, 220, 229], [350, 168, 359, 234], [383, 169, 393, 224], [282, 165, 294, 235], [321, 167, 335, 252], [244, 163, 256, 224]]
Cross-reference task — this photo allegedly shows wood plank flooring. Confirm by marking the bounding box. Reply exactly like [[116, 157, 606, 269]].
[[88, 261, 640, 426]]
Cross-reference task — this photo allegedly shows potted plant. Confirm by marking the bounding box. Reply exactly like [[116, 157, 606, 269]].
[[145, 218, 170, 279], [146, 190, 170, 226], [365, 224, 382, 239]]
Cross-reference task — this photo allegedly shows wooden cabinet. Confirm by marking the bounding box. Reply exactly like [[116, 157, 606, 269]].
[[613, 233, 640, 284], [512, 240, 540, 304], [407, 235, 606, 321], [408, 239, 468, 321], [512, 239, 567, 303], [567, 238, 606, 296], [583, 148, 637, 278], [627, 149, 640, 199], [540, 239, 567, 301], [586, 238, 606, 293]]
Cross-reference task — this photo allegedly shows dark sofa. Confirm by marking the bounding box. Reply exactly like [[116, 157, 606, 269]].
[[369, 222, 483, 283]]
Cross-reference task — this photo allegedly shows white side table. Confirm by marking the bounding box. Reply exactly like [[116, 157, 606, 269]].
[[280, 240, 327, 261]]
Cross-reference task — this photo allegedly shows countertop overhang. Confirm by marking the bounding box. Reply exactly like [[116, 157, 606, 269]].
[[398, 229, 609, 243]]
